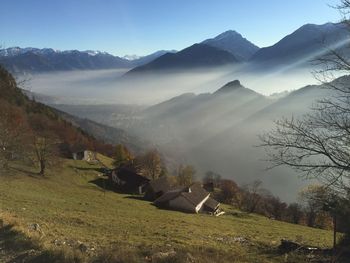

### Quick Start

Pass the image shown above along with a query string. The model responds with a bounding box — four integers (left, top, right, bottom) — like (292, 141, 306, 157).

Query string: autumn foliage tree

(135, 149, 162, 180)
(0, 100, 31, 170)
(0, 64, 117, 178)
(113, 144, 133, 168)
(177, 165, 196, 186)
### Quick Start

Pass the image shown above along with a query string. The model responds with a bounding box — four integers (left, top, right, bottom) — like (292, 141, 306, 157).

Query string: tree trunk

(39, 159, 45, 176)
(333, 215, 337, 250)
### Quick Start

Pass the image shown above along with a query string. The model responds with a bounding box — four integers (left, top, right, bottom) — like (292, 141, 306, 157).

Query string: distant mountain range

(1, 22, 349, 76)
(0, 47, 176, 74)
(124, 22, 350, 77)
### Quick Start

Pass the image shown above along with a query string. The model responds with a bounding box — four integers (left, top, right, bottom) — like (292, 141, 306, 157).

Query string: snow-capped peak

(123, 54, 142, 61)
(0, 47, 112, 57)
(84, 50, 109, 56)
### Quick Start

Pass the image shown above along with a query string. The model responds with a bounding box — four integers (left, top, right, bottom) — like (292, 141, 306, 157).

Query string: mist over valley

(10, 22, 349, 202)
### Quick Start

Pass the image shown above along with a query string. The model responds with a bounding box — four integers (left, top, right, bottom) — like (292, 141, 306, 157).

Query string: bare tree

(135, 149, 162, 180)
(260, 1, 350, 195)
(286, 203, 304, 224)
(218, 179, 239, 204)
(240, 180, 269, 213)
(31, 134, 59, 175)
(28, 114, 59, 176)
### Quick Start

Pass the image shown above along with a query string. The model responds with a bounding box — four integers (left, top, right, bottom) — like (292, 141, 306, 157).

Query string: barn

(144, 176, 173, 201)
(154, 184, 222, 215)
(110, 165, 150, 194)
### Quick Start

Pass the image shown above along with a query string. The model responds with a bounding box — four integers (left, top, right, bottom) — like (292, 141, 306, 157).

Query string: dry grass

(0, 158, 335, 262)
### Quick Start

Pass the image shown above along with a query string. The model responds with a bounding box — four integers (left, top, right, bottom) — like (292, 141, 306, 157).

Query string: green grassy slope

(0, 159, 334, 262)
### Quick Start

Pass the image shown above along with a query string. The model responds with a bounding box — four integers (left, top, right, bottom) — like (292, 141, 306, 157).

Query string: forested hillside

(0, 65, 115, 168)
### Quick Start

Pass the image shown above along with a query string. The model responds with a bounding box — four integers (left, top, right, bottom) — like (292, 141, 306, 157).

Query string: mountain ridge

(249, 22, 350, 69)
(0, 47, 177, 74)
(125, 43, 238, 76)
(202, 30, 259, 61)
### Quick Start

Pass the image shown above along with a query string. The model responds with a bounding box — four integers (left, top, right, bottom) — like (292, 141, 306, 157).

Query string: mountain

(143, 80, 262, 118)
(213, 79, 248, 94)
(125, 44, 238, 75)
(0, 47, 175, 75)
(131, 50, 177, 66)
(111, 78, 346, 201)
(133, 80, 270, 148)
(0, 48, 130, 74)
(202, 30, 259, 61)
(250, 22, 350, 69)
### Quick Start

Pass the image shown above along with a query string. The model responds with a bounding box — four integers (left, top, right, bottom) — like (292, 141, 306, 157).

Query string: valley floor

(0, 157, 335, 262)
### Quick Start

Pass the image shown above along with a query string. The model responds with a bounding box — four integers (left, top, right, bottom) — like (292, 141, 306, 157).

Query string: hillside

(0, 65, 145, 155)
(57, 109, 146, 153)
(0, 158, 335, 262)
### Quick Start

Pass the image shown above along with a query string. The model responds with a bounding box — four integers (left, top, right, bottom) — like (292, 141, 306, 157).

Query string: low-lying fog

(24, 66, 318, 105)
(23, 65, 333, 202)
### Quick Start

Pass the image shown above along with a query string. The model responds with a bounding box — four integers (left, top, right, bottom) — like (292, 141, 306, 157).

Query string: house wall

(169, 196, 196, 213)
(195, 194, 210, 213)
(111, 171, 124, 185)
(72, 152, 84, 160)
(84, 151, 97, 162)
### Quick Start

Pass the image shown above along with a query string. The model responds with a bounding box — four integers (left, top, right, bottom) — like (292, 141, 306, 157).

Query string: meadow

(0, 156, 334, 262)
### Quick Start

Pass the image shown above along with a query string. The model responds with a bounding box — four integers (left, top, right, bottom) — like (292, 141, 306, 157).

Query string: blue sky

(0, 0, 340, 56)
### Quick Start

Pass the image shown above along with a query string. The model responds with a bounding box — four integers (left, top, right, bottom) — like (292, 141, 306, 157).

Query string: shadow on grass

(89, 177, 115, 192)
(5, 165, 41, 178)
(259, 243, 338, 263)
(123, 195, 149, 202)
(226, 211, 256, 219)
(0, 220, 86, 263)
(89, 178, 140, 197)
(68, 165, 102, 173)
(0, 222, 39, 253)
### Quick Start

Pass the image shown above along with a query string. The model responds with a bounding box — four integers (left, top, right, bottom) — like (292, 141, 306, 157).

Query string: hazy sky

(0, 0, 340, 56)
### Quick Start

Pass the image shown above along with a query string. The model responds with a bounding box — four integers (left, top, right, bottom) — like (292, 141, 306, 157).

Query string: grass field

(0, 157, 335, 262)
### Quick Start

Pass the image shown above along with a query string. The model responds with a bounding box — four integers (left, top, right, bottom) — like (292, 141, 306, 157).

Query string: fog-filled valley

(29, 71, 343, 202)
(5, 21, 350, 202)
(24, 66, 319, 105)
